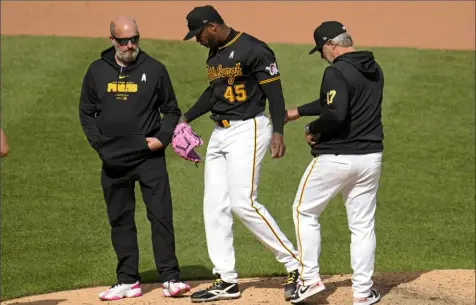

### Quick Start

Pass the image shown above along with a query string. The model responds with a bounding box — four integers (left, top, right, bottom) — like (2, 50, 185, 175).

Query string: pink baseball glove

(172, 122, 204, 163)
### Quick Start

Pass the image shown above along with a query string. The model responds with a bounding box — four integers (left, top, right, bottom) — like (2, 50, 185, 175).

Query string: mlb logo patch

(265, 63, 279, 76)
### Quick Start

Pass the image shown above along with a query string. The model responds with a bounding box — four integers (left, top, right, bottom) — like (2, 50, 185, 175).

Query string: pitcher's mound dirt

(2, 269, 474, 305)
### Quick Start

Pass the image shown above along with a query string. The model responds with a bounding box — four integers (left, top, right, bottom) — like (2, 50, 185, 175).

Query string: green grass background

(1, 35, 474, 300)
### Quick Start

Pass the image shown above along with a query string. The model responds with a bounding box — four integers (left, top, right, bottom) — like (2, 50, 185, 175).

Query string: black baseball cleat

(190, 278, 241, 303)
(353, 289, 381, 305)
(284, 269, 299, 300)
(290, 280, 326, 304)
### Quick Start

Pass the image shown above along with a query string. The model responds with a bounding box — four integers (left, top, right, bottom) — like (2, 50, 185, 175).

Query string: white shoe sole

(99, 288, 142, 301)
(353, 291, 381, 305)
(290, 282, 325, 304)
(353, 298, 381, 305)
(163, 285, 191, 297)
(191, 292, 241, 303)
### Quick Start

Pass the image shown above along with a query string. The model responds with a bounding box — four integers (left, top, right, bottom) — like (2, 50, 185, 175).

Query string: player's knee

(231, 208, 245, 221)
(230, 201, 247, 217)
(349, 221, 375, 238)
(230, 200, 255, 219)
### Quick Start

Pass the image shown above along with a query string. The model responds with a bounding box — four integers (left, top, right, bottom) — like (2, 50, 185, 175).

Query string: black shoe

(284, 269, 299, 301)
(353, 289, 381, 305)
(290, 281, 326, 304)
(190, 278, 241, 303)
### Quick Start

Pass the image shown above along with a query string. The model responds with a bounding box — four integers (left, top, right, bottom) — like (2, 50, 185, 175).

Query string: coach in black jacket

(79, 16, 190, 301)
(285, 22, 384, 305)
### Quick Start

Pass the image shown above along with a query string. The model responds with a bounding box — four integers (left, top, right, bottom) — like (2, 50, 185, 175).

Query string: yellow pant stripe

(250, 118, 300, 263)
(296, 157, 318, 285)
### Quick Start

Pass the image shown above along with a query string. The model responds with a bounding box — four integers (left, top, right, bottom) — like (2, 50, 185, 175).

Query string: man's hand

(305, 133, 319, 147)
(284, 109, 301, 124)
(270, 133, 286, 158)
(146, 137, 164, 151)
(0, 128, 9, 157)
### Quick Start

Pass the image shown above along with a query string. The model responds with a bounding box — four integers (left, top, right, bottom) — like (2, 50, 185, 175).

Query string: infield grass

(1, 35, 474, 300)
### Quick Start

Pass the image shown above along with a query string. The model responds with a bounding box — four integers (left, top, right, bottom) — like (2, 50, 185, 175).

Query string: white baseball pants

(203, 114, 300, 283)
(292, 152, 382, 298)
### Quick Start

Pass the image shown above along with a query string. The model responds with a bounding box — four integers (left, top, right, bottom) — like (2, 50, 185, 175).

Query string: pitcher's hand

(271, 133, 286, 158)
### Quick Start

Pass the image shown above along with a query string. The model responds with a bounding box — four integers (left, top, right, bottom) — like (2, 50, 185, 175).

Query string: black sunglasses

(113, 34, 140, 46)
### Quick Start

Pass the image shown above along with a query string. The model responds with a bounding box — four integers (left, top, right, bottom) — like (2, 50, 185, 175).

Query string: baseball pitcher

(180, 5, 301, 303)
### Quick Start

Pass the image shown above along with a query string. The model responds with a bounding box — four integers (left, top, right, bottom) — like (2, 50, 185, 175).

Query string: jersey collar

(219, 28, 241, 49)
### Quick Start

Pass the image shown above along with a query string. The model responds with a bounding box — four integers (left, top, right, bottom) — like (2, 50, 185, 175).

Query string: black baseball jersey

(205, 29, 282, 121)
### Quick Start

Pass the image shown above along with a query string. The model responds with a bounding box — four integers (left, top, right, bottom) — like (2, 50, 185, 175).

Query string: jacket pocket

(97, 134, 151, 169)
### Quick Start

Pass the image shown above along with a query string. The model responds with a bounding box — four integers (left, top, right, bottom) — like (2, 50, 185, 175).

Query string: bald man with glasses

(79, 16, 190, 301)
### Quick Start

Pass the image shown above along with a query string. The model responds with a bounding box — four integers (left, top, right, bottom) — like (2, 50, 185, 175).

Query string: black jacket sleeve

(308, 67, 349, 134)
(250, 44, 285, 135)
(157, 65, 181, 147)
(297, 99, 323, 116)
(183, 86, 213, 123)
(79, 66, 102, 150)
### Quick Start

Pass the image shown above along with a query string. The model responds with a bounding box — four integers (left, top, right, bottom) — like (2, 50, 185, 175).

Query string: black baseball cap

(183, 5, 223, 40)
(309, 21, 347, 54)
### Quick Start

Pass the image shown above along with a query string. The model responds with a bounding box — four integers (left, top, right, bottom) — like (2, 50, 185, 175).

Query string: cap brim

(309, 45, 320, 55)
(183, 28, 202, 41)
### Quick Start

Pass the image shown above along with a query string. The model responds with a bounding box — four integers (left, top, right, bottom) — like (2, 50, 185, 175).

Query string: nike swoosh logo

(299, 286, 310, 294)
(118, 75, 128, 79)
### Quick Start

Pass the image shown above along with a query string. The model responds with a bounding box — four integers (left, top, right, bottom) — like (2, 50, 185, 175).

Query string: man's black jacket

(79, 47, 181, 169)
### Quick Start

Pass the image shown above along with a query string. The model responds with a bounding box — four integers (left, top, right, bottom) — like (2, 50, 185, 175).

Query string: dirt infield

(1, 1, 475, 304)
(1, 1, 475, 50)
(2, 270, 475, 305)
